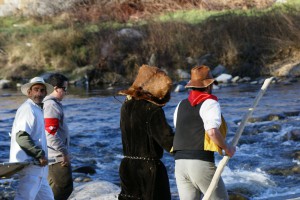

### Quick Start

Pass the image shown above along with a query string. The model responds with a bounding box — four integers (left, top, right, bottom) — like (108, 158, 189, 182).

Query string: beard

(32, 95, 45, 105)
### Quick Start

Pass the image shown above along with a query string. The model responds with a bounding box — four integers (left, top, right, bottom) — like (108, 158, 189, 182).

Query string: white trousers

(14, 174, 54, 200)
(175, 159, 228, 200)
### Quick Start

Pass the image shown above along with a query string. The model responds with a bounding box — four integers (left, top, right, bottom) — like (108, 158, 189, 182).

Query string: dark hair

(47, 73, 68, 87)
(191, 87, 207, 92)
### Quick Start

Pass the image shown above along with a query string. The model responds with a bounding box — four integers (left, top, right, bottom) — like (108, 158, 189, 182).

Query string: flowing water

(0, 80, 299, 199)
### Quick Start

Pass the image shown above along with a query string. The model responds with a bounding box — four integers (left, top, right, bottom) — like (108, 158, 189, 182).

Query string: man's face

(28, 84, 47, 105)
(54, 81, 68, 101)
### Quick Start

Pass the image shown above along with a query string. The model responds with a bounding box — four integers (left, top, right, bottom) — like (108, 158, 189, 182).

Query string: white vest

(9, 99, 48, 178)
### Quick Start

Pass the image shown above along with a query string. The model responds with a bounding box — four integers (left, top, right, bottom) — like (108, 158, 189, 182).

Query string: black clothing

(119, 98, 174, 200)
(173, 99, 214, 162)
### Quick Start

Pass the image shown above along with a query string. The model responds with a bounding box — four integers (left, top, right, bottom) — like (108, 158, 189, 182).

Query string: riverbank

(0, 0, 299, 86)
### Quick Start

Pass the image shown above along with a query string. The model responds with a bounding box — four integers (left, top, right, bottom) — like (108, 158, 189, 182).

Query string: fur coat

(118, 98, 174, 200)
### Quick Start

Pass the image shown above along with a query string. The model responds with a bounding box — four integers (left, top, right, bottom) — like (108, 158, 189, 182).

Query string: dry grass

(69, 0, 277, 23)
(0, 0, 299, 83)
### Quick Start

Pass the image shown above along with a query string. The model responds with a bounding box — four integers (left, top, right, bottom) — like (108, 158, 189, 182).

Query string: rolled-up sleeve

(173, 102, 181, 128)
(200, 99, 221, 130)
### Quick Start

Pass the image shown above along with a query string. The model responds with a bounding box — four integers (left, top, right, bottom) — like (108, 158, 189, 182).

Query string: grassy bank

(0, 0, 299, 85)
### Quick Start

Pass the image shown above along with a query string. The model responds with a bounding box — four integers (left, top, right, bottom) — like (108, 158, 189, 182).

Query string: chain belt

(119, 193, 141, 199)
(124, 155, 158, 161)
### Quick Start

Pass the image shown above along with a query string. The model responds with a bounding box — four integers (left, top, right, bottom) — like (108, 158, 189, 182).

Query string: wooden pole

(202, 77, 274, 200)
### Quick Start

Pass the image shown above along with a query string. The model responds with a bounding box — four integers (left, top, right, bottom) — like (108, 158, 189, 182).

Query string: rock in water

(69, 180, 120, 200)
(73, 166, 96, 175)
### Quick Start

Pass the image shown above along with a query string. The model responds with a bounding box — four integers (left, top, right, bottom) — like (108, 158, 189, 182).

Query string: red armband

(45, 118, 59, 135)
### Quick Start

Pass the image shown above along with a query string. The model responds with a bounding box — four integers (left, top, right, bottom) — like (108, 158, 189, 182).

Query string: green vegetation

(0, 0, 299, 85)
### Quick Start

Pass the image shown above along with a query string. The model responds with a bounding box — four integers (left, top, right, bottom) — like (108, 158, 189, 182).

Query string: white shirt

(9, 99, 48, 178)
(173, 99, 222, 131)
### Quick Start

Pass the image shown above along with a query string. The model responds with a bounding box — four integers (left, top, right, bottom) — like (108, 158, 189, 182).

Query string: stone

(148, 53, 156, 66)
(260, 124, 281, 133)
(174, 84, 186, 92)
(0, 80, 11, 89)
(215, 73, 232, 83)
(69, 180, 120, 200)
(73, 166, 96, 175)
(117, 28, 143, 39)
(274, 62, 300, 77)
(176, 69, 190, 79)
(285, 129, 300, 141)
(212, 64, 227, 77)
(231, 76, 240, 83)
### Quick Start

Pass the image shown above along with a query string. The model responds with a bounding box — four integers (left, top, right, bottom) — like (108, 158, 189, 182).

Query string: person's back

(173, 66, 236, 200)
(120, 99, 167, 158)
(118, 65, 174, 200)
(173, 99, 215, 162)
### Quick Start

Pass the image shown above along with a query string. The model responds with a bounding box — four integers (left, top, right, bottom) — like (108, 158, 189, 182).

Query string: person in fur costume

(118, 65, 174, 200)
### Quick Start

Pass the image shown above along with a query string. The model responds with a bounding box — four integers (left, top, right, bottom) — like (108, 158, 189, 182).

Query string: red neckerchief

(188, 90, 218, 106)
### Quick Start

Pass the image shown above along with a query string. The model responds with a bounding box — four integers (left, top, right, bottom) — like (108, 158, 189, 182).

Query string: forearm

(49, 138, 68, 155)
(46, 133, 68, 155)
(207, 128, 236, 157)
(16, 131, 45, 159)
(207, 128, 228, 150)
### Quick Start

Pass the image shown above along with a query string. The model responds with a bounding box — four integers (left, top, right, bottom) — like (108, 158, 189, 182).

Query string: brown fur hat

(185, 65, 217, 88)
(118, 65, 172, 106)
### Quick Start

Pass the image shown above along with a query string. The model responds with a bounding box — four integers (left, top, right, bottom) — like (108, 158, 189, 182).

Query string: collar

(27, 98, 44, 109)
(188, 90, 218, 106)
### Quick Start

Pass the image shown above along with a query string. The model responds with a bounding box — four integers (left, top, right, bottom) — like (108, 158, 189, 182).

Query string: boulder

(273, 62, 300, 77)
(228, 191, 250, 200)
(0, 79, 11, 89)
(73, 166, 96, 175)
(212, 64, 227, 77)
(148, 53, 156, 66)
(248, 113, 285, 123)
(176, 69, 190, 79)
(238, 77, 251, 83)
(215, 73, 232, 83)
(174, 84, 186, 92)
(117, 28, 143, 39)
(231, 76, 240, 83)
(69, 180, 120, 200)
(292, 150, 300, 160)
(284, 129, 300, 141)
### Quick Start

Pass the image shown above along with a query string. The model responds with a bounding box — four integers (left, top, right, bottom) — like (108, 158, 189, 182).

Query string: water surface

(0, 80, 299, 199)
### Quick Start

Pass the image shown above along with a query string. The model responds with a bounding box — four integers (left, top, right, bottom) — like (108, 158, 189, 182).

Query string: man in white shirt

(9, 77, 54, 200)
(173, 65, 236, 200)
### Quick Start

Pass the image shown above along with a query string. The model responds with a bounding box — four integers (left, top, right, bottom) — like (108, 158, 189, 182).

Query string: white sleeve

(199, 99, 221, 131)
(173, 101, 181, 128)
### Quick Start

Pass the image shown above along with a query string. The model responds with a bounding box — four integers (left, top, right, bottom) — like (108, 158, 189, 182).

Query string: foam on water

(223, 166, 275, 192)
(222, 165, 300, 199)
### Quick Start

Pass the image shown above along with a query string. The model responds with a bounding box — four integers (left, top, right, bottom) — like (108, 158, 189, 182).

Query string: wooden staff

(202, 77, 274, 200)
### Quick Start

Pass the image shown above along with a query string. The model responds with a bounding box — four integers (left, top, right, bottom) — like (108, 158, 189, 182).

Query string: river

(0, 79, 299, 199)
